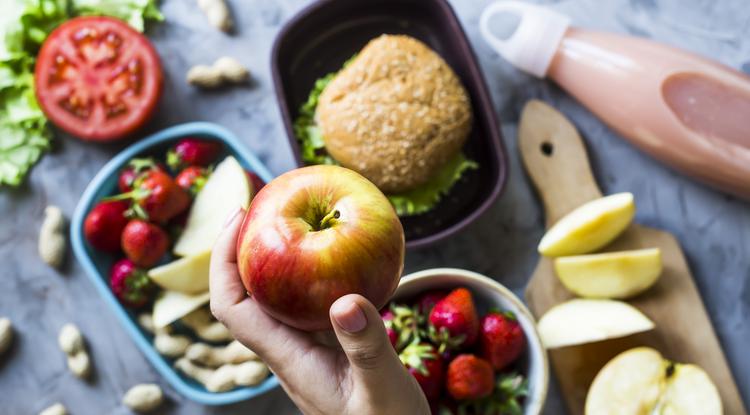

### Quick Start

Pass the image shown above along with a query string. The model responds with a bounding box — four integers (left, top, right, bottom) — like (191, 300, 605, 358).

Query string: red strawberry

(479, 311, 526, 371)
(121, 220, 169, 267)
(84, 201, 129, 252)
(118, 167, 139, 193)
(111, 170, 190, 223)
(167, 138, 222, 170)
(445, 354, 494, 400)
(175, 166, 209, 196)
(429, 288, 479, 350)
(417, 290, 448, 314)
(381, 309, 398, 348)
(117, 158, 165, 192)
(246, 170, 265, 192)
(400, 342, 444, 401)
(110, 259, 152, 308)
(135, 170, 190, 222)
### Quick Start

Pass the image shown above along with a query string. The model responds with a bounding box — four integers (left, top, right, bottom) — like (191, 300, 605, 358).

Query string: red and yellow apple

(236, 165, 405, 331)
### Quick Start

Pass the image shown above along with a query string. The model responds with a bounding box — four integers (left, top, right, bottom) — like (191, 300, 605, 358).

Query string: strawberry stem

(103, 187, 151, 203)
(128, 157, 156, 172)
(126, 203, 149, 221)
(399, 342, 437, 376)
(389, 303, 428, 349)
(166, 150, 183, 171)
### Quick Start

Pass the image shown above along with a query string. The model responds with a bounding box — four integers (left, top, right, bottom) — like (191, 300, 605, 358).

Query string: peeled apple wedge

(537, 299, 654, 349)
(657, 364, 723, 414)
(585, 347, 722, 415)
(554, 248, 662, 299)
(174, 156, 253, 256)
(148, 250, 211, 294)
(152, 290, 210, 329)
(586, 347, 664, 414)
(538, 193, 635, 257)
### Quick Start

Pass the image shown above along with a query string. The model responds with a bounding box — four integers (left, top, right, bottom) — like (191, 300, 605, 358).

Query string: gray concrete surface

(1, 0, 748, 413)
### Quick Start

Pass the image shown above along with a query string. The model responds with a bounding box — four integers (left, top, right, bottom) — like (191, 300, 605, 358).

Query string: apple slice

(538, 192, 635, 257)
(658, 363, 722, 414)
(585, 347, 664, 414)
(152, 290, 210, 329)
(537, 299, 654, 349)
(586, 347, 722, 415)
(148, 250, 211, 294)
(554, 248, 662, 299)
(174, 156, 253, 257)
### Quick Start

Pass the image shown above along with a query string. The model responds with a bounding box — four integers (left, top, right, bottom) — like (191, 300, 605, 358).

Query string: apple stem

(319, 209, 340, 230)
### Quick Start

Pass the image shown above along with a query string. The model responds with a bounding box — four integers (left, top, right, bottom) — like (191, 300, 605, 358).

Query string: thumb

(330, 294, 402, 378)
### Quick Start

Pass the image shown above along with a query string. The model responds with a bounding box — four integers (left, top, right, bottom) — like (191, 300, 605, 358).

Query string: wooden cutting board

(519, 100, 747, 415)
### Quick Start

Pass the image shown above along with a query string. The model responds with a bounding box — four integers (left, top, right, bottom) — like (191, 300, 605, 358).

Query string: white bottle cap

(480, 1, 570, 78)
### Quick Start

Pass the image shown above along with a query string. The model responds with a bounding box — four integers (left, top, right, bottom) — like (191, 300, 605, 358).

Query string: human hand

(210, 208, 430, 415)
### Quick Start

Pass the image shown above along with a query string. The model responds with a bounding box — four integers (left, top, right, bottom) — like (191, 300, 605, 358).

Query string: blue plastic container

(70, 122, 280, 405)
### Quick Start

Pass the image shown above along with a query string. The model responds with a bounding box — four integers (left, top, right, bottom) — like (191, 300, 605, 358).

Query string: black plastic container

(272, 0, 507, 249)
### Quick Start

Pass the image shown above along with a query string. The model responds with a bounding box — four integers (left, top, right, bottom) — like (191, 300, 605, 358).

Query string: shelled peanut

(58, 323, 91, 379)
(137, 309, 269, 392)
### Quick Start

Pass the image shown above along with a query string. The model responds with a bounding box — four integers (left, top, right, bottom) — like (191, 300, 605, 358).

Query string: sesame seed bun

(316, 34, 472, 193)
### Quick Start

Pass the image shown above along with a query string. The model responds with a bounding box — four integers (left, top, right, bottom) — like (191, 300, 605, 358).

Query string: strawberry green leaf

(428, 324, 466, 354)
(388, 303, 428, 350)
(398, 342, 437, 376)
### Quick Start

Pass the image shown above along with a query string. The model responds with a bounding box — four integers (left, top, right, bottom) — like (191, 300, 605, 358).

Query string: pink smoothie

(481, 2, 750, 198)
(549, 28, 750, 198)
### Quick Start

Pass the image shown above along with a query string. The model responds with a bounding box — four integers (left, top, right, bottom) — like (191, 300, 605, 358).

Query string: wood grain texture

(521, 100, 747, 415)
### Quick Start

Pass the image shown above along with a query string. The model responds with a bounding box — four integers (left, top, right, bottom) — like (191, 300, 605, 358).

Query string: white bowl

(394, 268, 549, 415)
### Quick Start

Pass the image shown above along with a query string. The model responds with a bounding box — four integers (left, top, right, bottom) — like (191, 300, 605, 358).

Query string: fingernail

(332, 300, 367, 333)
(223, 207, 242, 228)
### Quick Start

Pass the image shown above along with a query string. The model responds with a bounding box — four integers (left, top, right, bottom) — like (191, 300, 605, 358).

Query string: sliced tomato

(34, 16, 163, 141)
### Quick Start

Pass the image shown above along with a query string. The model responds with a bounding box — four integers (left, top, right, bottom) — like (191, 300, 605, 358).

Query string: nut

(38, 205, 66, 268)
(0, 318, 13, 355)
(122, 383, 164, 413)
(39, 403, 67, 415)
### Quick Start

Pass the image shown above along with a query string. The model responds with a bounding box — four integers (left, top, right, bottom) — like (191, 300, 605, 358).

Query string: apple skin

(236, 165, 405, 331)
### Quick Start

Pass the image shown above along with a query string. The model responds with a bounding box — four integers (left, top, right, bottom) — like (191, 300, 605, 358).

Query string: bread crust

(316, 35, 472, 193)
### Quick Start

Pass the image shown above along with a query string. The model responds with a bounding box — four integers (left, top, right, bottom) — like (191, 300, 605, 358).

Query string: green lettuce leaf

(387, 154, 478, 216)
(293, 60, 478, 216)
(0, 55, 51, 186)
(293, 72, 337, 165)
(74, 0, 164, 32)
(2, 0, 71, 59)
(0, 0, 163, 187)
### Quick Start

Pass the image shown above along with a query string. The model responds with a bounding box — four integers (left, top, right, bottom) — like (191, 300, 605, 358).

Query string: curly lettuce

(293, 63, 478, 217)
(387, 154, 478, 216)
(74, 0, 164, 32)
(0, 56, 50, 186)
(0, 0, 163, 187)
(293, 72, 337, 166)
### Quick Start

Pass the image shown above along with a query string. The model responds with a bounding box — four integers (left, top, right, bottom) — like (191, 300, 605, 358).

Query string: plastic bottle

(480, 1, 750, 199)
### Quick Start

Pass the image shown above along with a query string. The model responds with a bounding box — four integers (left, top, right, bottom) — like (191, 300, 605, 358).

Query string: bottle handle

(479, 1, 570, 78)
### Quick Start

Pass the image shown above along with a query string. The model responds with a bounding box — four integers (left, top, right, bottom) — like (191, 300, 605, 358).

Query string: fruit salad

(82, 137, 270, 392)
(383, 287, 529, 415)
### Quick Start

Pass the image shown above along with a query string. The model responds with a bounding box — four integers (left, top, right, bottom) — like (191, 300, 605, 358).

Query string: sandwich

(294, 34, 476, 216)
